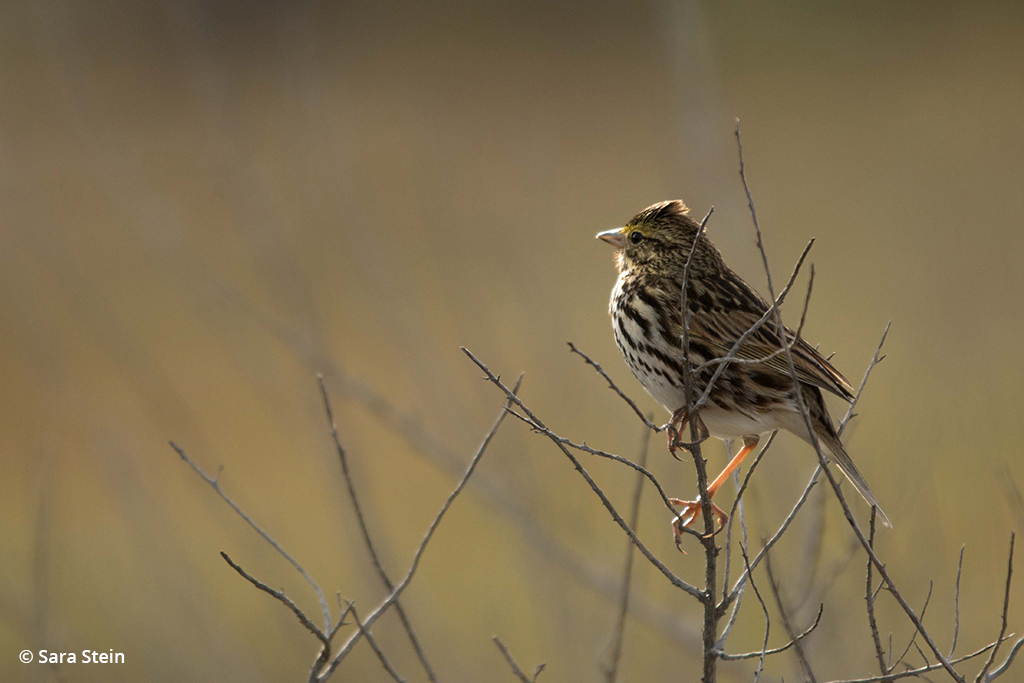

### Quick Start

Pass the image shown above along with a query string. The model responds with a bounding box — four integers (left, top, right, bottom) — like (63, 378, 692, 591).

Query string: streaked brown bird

(597, 200, 889, 541)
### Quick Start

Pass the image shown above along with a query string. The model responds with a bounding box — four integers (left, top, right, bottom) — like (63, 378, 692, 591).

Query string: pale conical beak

(596, 227, 625, 248)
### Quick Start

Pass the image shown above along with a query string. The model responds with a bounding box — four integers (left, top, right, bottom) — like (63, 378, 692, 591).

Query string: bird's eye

(629, 231, 643, 245)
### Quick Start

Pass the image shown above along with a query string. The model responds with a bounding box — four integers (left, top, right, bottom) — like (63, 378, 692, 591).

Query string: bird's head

(596, 200, 705, 274)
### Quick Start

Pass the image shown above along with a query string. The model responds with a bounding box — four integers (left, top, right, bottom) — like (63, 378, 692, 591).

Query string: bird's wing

(687, 269, 856, 402)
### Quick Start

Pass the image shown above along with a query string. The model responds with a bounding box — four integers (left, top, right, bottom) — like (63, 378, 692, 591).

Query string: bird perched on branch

(597, 200, 889, 543)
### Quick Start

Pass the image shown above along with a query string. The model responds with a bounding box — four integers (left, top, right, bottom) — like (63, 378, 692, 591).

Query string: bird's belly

(699, 407, 777, 441)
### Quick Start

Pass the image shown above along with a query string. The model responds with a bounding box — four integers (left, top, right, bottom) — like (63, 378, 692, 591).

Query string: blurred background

(3, 0, 1024, 681)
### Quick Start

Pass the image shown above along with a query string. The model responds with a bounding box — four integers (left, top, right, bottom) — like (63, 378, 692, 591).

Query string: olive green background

(3, 1, 1024, 681)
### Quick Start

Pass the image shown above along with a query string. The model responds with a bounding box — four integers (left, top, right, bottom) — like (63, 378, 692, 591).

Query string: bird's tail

(816, 427, 892, 528)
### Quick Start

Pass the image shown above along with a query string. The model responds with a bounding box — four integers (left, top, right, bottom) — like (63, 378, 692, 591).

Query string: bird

(596, 199, 889, 542)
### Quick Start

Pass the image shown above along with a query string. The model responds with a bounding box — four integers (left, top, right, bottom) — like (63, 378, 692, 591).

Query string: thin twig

(735, 120, 962, 681)
(951, 545, 965, 658)
(220, 552, 330, 650)
(602, 423, 651, 683)
(695, 262, 815, 374)
(716, 434, 779, 653)
(766, 549, 818, 683)
(462, 347, 703, 600)
(865, 509, 892, 681)
(568, 342, 661, 431)
(319, 371, 503, 683)
(723, 432, 778, 590)
(690, 239, 814, 414)
(720, 466, 821, 618)
(985, 636, 1024, 682)
(309, 355, 703, 651)
(975, 532, 1015, 683)
(170, 442, 332, 631)
(825, 638, 1010, 682)
(742, 543, 770, 683)
(719, 605, 823, 660)
(838, 323, 890, 436)
(351, 604, 407, 683)
(316, 372, 519, 681)
(891, 581, 933, 670)
(229, 275, 704, 650)
(493, 636, 545, 683)
(498, 407, 678, 516)
(679, 207, 720, 683)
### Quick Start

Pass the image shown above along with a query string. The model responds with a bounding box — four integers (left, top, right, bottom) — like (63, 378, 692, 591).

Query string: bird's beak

(596, 227, 625, 248)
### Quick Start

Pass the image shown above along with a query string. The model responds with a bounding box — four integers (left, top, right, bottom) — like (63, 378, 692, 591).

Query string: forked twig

(493, 636, 545, 683)
(315, 371, 520, 681)
(741, 544, 770, 683)
(351, 604, 407, 683)
(319, 371, 483, 683)
(719, 605, 823, 661)
(826, 637, 1012, 683)
(766, 549, 818, 682)
(497, 407, 678, 516)
(865, 509, 892, 681)
(170, 442, 332, 631)
(220, 552, 330, 650)
(463, 347, 703, 600)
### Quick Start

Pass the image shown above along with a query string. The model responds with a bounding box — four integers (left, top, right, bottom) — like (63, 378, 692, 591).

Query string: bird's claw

(670, 497, 729, 550)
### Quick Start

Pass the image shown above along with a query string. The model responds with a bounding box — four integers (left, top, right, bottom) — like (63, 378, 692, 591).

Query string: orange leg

(671, 436, 760, 546)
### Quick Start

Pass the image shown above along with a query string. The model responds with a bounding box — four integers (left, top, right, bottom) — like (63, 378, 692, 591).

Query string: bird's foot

(670, 497, 728, 549)
(665, 409, 710, 461)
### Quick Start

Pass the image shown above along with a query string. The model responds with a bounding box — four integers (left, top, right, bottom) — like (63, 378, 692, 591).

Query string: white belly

(699, 406, 779, 441)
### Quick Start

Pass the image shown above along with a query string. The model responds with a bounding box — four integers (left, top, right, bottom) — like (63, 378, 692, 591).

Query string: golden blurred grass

(2, 0, 1024, 681)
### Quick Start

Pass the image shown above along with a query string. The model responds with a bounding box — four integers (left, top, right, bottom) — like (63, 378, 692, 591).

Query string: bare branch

(766, 549, 818, 683)
(310, 357, 702, 651)
(319, 370, 505, 683)
(985, 636, 1024, 682)
(723, 432, 778, 589)
(975, 532, 1015, 683)
(497, 406, 678, 517)
(229, 276, 702, 650)
(493, 636, 545, 683)
(316, 370, 518, 681)
(891, 581, 933, 670)
(838, 323, 891, 436)
(351, 604, 407, 683)
(678, 207, 722, 683)
(170, 441, 332, 631)
(719, 604, 824, 661)
(220, 552, 330, 651)
(601, 423, 651, 683)
(826, 638, 1011, 683)
(742, 543, 770, 683)
(865, 509, 892, 681)
(717, 436, 778, 653)
(462, 347, 704, 600)
(735, 119, 963, 682)
(568, 342, 661, 432)
(951, 545, 965, 658)
(722, 313, 885, 643)
(720, 466, 821, 617)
